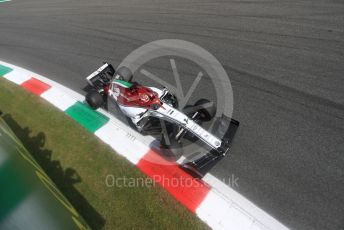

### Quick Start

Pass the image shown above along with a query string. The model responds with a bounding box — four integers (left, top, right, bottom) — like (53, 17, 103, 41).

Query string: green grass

(0, 78, 208, 230)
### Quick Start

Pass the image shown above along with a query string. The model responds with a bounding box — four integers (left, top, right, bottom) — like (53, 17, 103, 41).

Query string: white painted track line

(202, 174, 289, 230)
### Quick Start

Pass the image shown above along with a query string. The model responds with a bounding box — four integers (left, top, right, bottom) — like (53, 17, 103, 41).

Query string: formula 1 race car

(84, 63, 239, 177)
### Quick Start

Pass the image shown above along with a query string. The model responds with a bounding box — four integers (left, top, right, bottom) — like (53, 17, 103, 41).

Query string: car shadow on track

(1, 113, 105, 230)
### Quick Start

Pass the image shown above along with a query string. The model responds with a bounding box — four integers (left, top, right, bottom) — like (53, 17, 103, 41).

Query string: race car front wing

(182, 116, 239, 178)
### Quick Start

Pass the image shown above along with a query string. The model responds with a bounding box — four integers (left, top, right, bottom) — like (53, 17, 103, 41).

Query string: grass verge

(0, 77, 208, 230)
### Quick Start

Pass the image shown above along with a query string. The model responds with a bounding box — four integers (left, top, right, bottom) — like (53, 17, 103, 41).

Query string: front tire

(116, 66, 133, 82)
(86, 91, 104, 109)
(194, 99, 216, 121)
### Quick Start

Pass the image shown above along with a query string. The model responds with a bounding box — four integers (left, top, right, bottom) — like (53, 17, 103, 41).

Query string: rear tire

(194, 99, 216, 121)
(116, 66, 133, 82)
(86, 91, 104, 109)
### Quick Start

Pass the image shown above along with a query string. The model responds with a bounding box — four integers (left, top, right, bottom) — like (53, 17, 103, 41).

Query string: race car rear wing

(86, 63, 114, 90)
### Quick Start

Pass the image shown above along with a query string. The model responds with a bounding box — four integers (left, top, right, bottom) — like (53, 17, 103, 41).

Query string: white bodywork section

(149, 103, 222, 149)
(119, 105, 146, 120)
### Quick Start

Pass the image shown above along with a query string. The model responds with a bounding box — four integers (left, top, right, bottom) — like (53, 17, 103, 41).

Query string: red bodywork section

(107, 82, 162, 109)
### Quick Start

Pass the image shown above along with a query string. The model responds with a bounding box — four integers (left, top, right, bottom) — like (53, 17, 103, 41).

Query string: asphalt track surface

(0, 0, 343, 229)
